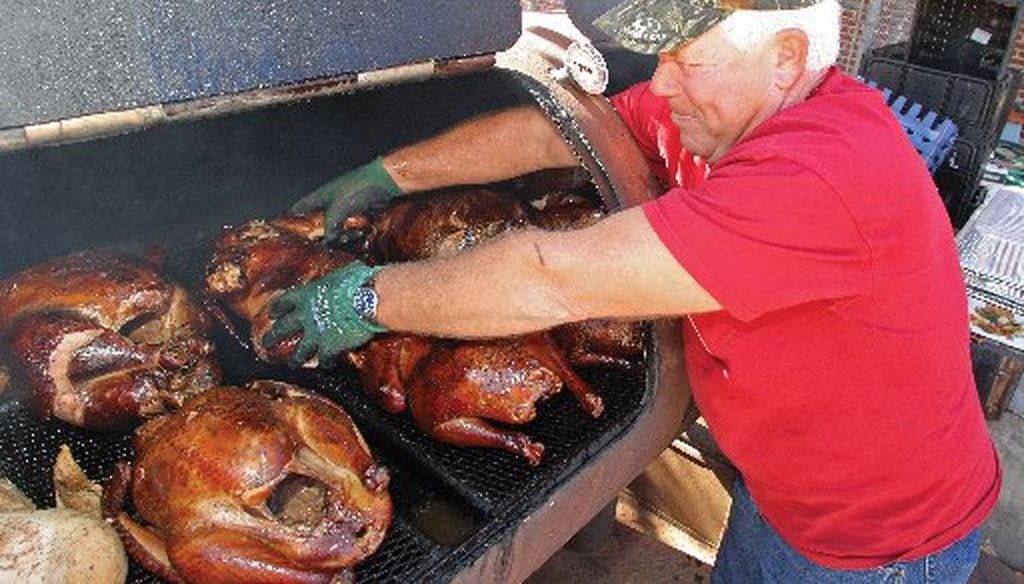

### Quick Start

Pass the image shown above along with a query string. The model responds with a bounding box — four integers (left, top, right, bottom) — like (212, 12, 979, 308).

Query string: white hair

(718, 0, 841, 72)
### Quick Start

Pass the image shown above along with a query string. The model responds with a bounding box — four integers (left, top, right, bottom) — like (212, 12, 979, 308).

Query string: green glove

(290, 157, 402, 245)
(263, 261, 388, 367)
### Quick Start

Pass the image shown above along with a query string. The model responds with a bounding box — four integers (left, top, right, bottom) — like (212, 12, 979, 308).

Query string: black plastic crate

(989, 69, 1021, 138)
(955, 184, 991, 229)
(862, 57, 1020, 228)
(945, 137, 988, 173)
(862, 57, 1018, 140)
(945, 76, 998, 127)
(903, 65, 963, 120)
(934, 160, 986, 229)
(907, 0, 1023, 80)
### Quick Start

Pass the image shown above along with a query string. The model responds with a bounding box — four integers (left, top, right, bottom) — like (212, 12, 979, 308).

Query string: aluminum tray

(958, 186, 1024, 306)
(958, 185, 1024, 350)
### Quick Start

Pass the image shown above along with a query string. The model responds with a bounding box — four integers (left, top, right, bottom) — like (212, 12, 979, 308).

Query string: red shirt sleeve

(643, 153, 872, 321)
(611, 82, 674, 186)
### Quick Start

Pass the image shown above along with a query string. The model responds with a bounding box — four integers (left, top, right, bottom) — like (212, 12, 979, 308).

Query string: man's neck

(780, 67, 831, 111)
(706, 68, 831, 164)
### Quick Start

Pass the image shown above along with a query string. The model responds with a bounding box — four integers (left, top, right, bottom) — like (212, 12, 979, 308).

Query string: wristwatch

(351, 278, 380, 325)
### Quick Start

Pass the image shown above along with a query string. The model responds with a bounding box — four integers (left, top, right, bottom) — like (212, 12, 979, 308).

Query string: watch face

(352, 285, 379, 323)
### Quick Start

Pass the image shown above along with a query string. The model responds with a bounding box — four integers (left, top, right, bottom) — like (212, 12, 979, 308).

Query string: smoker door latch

(551, 41, 609, 95)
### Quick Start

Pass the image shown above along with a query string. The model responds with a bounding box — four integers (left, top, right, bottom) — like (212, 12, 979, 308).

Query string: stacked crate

(861, 0, 1023, 228)
(873, 85, 959, 173)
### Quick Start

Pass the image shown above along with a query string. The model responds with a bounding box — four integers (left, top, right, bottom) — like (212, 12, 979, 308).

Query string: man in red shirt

(269, 0, 1000, 580)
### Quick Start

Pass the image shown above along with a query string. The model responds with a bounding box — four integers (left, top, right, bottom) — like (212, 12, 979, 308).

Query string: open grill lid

(0, 0, 521, 147)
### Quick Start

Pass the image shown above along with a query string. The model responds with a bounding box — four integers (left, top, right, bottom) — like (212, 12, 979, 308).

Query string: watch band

(351, 277, 380, 326)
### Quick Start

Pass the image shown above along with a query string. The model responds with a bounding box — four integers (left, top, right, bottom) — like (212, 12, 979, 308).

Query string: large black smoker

(0, 2, 691, 582)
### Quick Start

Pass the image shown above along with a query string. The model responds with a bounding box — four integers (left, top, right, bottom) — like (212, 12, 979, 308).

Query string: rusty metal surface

(497, 21, 665, 212)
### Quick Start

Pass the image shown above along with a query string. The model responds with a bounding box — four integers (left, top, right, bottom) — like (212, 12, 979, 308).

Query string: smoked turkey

(0, 251, 219, 430)
(350, 187, 604, 464)
(363, 185, 530, 262)
(108, 380, 392, 584)
(205, 214, 357, 366)
(350, 333, 602, 465)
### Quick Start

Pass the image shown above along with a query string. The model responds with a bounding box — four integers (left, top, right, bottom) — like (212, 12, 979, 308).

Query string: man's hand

(290, 157, 402, 245)
(263, 261, 387, 367)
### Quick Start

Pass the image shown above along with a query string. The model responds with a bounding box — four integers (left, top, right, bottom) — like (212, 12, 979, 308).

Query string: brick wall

(1014, 36, 1024, 72)
(838, 1, 868, 72)
(838, 0, 919, 74)
(873, 0, 917, 47)
(842, 0, 1024, 110)
(1013, 26, 1024, 111)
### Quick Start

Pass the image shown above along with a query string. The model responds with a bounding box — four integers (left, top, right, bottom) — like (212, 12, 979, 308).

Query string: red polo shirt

(612, 69, 1001, 569)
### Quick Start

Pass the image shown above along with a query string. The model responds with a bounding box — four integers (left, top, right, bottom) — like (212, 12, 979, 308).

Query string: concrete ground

(527, 508, 713, 584)
(527, 508, 1021, 584)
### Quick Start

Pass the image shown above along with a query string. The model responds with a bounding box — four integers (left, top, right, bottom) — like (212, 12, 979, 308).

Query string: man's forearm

(371, 208, 721, 339)
(382, 106, 578, 194)
(373, 229, 575, 338)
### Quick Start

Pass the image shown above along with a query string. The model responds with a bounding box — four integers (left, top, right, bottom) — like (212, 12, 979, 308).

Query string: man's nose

(650, 61, 683, 97)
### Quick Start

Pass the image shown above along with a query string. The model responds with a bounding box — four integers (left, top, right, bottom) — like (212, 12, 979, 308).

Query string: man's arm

(383, 106, 579, 194)
(292, 105, 580, 244)
(374, 206, 720, 337)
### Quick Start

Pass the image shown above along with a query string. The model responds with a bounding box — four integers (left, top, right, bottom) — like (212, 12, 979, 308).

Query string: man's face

(649, 25, 777, 163)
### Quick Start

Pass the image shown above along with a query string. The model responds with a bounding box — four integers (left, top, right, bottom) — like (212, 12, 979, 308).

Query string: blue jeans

(712, 478, 981, 583)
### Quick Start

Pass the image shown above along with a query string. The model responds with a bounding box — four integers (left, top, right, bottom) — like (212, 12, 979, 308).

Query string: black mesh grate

(0, 402, 134, 509)
(309, 365, 648, 513)
(0, 235, 651, 583)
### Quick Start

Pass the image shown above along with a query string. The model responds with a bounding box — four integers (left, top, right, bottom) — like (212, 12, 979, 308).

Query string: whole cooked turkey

(107, 380, 392, 584)
(350, 332, 602, 465)
(0, 251, 220, 430)
(363, 185, 530, 262)
(348, 186, 604, 465)
(205, 213, 358, 366)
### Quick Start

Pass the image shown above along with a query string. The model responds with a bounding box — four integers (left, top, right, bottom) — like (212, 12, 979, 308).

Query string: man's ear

(773, 29, 809, 90)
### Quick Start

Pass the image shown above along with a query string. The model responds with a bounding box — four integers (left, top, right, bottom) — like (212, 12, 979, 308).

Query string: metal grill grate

(0, 235, 651, 583)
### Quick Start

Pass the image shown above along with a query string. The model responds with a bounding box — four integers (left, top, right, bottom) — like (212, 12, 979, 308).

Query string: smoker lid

(0, 0, 522, 130)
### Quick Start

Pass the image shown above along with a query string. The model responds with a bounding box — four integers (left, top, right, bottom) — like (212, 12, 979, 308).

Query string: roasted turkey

(363, 186, 530, 261)
(349, 187, 603, 464)
(351, 333, 602, 465)
(0, 251, 219, 430)
(107, 380, 392, 584)
(530, 191, 645, 369)
(347, 334, 434, 415)
(205, 214, 357, 365)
